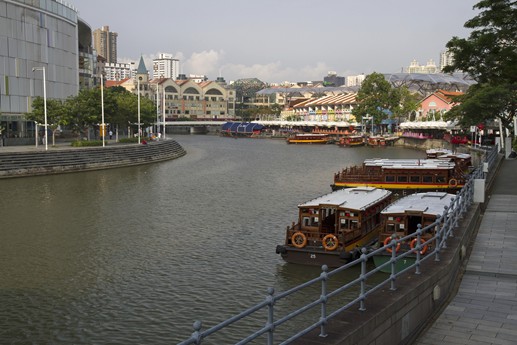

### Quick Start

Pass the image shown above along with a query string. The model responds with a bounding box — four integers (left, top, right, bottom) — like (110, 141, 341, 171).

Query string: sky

(71, 0, 479, 84)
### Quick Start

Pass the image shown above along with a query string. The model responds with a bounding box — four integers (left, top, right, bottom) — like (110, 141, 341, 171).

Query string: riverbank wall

(0, 140, 186, 179)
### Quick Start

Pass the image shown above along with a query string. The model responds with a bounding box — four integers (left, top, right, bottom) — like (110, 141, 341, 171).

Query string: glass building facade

(0, 0, 81, 140)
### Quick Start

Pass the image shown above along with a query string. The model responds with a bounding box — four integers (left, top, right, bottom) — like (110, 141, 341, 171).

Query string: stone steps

(0, 140, 186, 178)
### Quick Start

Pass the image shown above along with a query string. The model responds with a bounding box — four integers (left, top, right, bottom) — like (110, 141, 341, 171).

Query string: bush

(71, 140, 104, 147)
(118, 137, 140, 143)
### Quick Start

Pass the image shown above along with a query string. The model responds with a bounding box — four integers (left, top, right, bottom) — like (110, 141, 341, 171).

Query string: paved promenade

(415, 157, 517, 345)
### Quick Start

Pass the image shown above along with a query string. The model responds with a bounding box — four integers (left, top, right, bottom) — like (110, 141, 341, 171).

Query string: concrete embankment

(0, 140, 186, 178)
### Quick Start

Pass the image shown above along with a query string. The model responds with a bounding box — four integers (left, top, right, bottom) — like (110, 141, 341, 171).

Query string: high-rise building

(440, 50, 455, 71)
(152, 54, 180, 79)
(93, 26, 118, 63)
(104, 62, 135, 81)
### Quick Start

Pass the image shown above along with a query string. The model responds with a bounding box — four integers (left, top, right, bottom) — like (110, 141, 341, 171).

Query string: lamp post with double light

(101, 73, 105, 147)
(137, 76, 142, 144)
(32, 67, 48, 150)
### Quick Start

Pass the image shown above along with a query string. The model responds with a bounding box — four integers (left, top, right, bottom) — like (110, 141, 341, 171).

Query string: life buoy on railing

(410, 238, 428, 255)
(322, 234, 339, 251)
(291, 232, 307, 248)
(448, 178, 458, 187)
(383, 236, 400, 253)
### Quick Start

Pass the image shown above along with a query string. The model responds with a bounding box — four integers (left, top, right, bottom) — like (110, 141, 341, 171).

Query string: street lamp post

(32, 67, 48, 151)
(162, 85, 166, 140)
(137, 76, 141, 144)
(101, 73, 105, 147)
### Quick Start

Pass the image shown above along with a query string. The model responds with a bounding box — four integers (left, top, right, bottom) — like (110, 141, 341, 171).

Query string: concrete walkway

(415, 157, 517, 345)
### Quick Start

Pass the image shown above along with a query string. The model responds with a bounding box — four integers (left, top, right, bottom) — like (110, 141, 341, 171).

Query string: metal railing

(178, 145, 499, 345)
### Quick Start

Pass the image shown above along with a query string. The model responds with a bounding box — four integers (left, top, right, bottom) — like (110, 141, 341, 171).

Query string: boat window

(303, 217, 310, 226)
(311, 217, 319, 226)
(436, 176, 446, 183)
(410, 176, 420, 183)
(423, 175, 433, 183)
(397, 176, 408, 182)
(385, 175, 395, 182)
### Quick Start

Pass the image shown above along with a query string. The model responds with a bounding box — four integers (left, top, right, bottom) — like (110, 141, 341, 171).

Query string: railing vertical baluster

(359, 249, 367, 311)
(390, 239, 397, 291)
(415, 224, 422, 275)
(319, 265, 329, 338)
(435, 215, 442, 262)
(266, 287, 275, 345)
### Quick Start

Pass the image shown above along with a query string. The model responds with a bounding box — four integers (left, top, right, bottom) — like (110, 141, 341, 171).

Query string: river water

(0, 135, 424, 344)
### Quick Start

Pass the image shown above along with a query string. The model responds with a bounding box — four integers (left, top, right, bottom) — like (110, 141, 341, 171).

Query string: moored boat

(373, 192, 456, 273)
(367, 135, 386, 147)
(286, 133, 332, 144)
(332, 156, 472, 193)
(276, 187, 392, 267)
(338, 135, 365, 147)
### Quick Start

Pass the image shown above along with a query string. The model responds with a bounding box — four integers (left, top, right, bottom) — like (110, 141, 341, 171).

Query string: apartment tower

(93, 25, 118, 63)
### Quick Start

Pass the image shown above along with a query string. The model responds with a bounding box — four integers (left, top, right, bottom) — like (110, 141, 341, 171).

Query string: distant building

(104, 62, 135, 81)
(440, 50, 455, 72)
(93, 25, 118, 63)
(188, 74, 208, 83)
(346, 74, 366, 87)
(114, 57, 236, 120)
(152, 54, 180, 79)
(418, 89, 463, 120)
(323, 71, 345, 86)
(406, 59, 438, 74)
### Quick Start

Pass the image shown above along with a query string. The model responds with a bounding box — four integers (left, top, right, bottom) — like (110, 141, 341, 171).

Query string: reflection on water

(0, 136, 423, 344)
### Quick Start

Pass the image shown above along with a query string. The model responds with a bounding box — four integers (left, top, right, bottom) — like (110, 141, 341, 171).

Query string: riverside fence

(178, 145, 500, 345)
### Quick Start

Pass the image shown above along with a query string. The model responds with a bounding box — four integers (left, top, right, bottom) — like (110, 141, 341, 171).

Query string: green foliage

(354, 72, 400, 124)
(392, 86, 421, 121)
(71, 140, 104, 147)
(444, 0, 517, 133)
(118, 137, 139, 143)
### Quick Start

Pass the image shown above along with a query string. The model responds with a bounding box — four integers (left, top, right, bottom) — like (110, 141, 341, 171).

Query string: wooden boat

(286, 133, 331, 144)
(367, 136, 386, 147)
(426, 148, 453, 158)
(276, 187, 392, 267)
(373, 192, 456, 273)
(338, 135, 365, 147)
(332, 155, 472, 193)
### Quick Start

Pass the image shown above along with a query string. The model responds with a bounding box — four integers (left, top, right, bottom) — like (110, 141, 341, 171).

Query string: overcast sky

(71, 0, 478, 84)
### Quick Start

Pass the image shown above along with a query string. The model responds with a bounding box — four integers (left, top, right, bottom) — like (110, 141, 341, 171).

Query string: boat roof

(363, 158, 455, 170)
(381, 192, 455, 216)
(293, 133, 328, 137)
(298, 187, 392, 211)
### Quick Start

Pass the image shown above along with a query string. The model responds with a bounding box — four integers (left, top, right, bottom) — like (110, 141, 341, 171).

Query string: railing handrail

(178, 145, 499, 345)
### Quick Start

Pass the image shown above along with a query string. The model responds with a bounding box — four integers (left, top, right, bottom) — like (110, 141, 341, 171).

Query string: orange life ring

(322, 234, 339, 251)
(448, 178, 458, 187)
(291, 232, 307, 248)
(410, 238, 428, 255)
(383, 236, 400, 253)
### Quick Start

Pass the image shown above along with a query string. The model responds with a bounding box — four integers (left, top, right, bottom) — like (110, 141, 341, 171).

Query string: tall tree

(354, 72, 400, 127)
(444, 0, 517, 132)
(25, 97, 71, 145)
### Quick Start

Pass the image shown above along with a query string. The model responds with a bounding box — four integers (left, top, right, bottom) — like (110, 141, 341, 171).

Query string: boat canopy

(221, 122, 264, 133)
(381, 192, 456, 216)
(298, 187, 391, 211)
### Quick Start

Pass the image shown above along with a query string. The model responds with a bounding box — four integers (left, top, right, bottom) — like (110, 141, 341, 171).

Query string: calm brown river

(0, 135, 424, 344)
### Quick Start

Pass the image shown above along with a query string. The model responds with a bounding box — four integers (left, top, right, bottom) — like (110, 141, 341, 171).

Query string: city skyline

(73, 0, 478, 83)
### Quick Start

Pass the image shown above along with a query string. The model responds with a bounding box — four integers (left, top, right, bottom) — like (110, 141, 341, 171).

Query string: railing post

(434, 215, 442, 262)
(319, 265, 329, 338)
(415, 224, 422, 275)
(266, 287, 275, 345)
(359, 248, 367, 311)
(390, 238, 397, 291)
(189, 320, 202, 345)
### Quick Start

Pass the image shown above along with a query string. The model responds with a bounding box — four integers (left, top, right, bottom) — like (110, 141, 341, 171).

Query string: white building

(407, 59, 438, 74)
(440, 50, 455, 71)
(104, 62, 135, 81)
(152, 53, 180, 79)
(346, 74, 365, 87)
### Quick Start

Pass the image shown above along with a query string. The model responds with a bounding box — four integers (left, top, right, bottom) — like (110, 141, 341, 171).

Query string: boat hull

(332, 181, 463, 192)
(276, 246, 359, 267)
